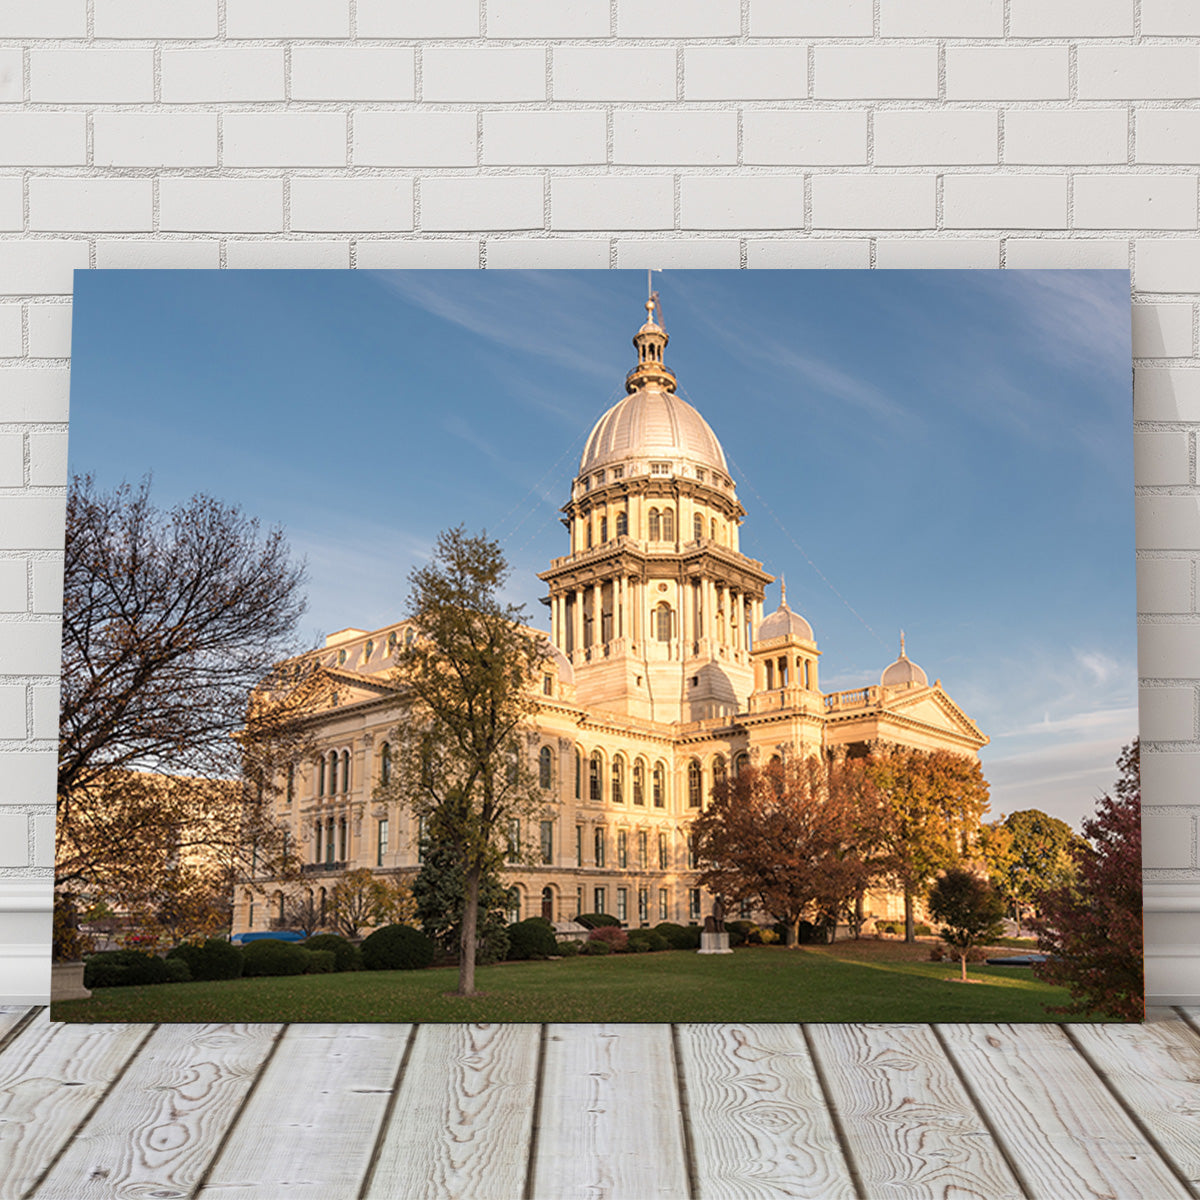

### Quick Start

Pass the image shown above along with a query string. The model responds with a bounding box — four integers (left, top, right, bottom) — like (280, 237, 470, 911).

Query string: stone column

(574, 587, 584, 655)
(593, 581, 603, 647)
(617, 574, 626, 639)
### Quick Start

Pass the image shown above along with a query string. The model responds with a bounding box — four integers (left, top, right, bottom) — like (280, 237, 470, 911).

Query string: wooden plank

(939, 1023, 1192, 1200)
(0, 1010, 151, 1200)
(676, 1024, 855, 1200)
(0, 1006, 35, 1048)
(365, 1023, 539, 1200)
(808, 1023, 1024, 1200)
(196, 1023, 413, 1199)
(529, 1023, 689, 1200)
(30, 1022, 281, 1200)
(1066, 1022, 1200, 1195)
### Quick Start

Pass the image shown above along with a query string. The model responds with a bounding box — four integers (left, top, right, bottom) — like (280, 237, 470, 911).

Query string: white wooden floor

(0, 1008, 1198, 1199)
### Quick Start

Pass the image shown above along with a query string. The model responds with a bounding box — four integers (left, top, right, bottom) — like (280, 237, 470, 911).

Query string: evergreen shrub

(164, 957, 192, 983)
(167, 938, 244, 981)
(654, 922, 700, 950)
(506, 918, 559, 960)
(725, 920, 752, 947)
(84, 949, 173, 989)
(302, 934, 363, 972)
(302, 949, 336, 973)
(241, 938, 310, 977)
(555, 939, 580, 956)
(360, 924, 436, 971)
(575, 912, 620, 929)
(580, 939, 610, 955)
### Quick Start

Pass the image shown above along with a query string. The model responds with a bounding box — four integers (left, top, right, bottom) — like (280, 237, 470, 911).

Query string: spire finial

(781, 577, 787, 606)
(900, 630, 906, 658)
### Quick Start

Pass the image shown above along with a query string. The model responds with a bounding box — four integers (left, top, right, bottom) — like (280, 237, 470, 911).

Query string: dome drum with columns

(231, 294, 988, 938)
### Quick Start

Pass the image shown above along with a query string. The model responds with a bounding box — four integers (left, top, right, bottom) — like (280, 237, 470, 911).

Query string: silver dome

(579, 388, 728, 477)
(756, 602, 814, 644)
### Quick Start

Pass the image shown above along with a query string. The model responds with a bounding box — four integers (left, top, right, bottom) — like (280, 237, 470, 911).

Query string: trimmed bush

(302, 934, 363, 973)
(654, 922, 701, 950)
(241, 938, 310, 978)
(164, 957, 192, 983)
(913, 922, 933, 937)
(576, 912, 620, 929)
(587, 925, 628, 951)
(506, 918, 559, 961)
(580, 939, 611, 955)
(725, 920, 752, 948)
(555, 939, 580, 957)
(627, 929, 670, 953)
(360, 924, 435, 972)
(167, 939, 244, 982)
(303, 949, 336, 974)
(84, 949, 172, 989)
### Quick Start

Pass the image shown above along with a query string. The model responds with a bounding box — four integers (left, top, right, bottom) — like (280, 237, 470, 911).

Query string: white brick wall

(0, 2, 1197, 1006)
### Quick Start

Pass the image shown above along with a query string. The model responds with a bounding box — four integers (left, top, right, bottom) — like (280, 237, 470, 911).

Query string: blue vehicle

(231, 930, 307, 945)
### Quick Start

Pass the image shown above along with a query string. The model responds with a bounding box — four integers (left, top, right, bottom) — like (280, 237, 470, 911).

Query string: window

(341, 749, 350, 792)
(338, 648, 347, 665)
(600, 515, 608, 542)
(326, 818, 335, 866)
(713, 755, 726, 790)
(506, 818, 520, 863)
(661, 509, 675, 540)
(689, 889, 701, 921)
(575, 825, 583, 867)
(594, 471, 605, 486)
(688, 759, 702, 808)
(539, 745, 553, 789)
(405, 627, 415, 647)
(651, 462, 670, 475)
(734, 752, 749, 777)
(653, 763, 665, 807)
(286, 764, 294, 804)
(377, 817, 388, 867)
(417, 816, 427, 864)
(613, 465, 624, 479)
(658, 831, 668, 869)
(507, 888, 521, 924)
(338, 817, 347, 860)
(694, 513, 703, 541)
(632, 760, 645, 805)
(594, 827, 605, 868)
(740, 898, 754, 919)
(540, 820, 554, 865)
(246, 892, 254, 929)
(543, 675, 553, 696)
(314, 820, 322, 862)
(655, 603, 672, 642)
(327, 752, 337, 795)
(576, 886, 584, 917)
(575, 748, 582, 799)
(638, 887, 649, 923)
(380, 743, 391, 787)
(711, 517, 717, 540)
(617, 829, 627, 868)
(616, 511, 628, 536)
(659, 888, 669, 921)
(589, 751, 602, 802)
(594, 887, 606, 914)
(687, 833, 697, 869)
(363, 639, 373, 662)
(696, 469, 705, 483)
(638, 829, 648, 870)
(617, 888, 628, 923)
(387, 631, 397, 654)
(611, 757, 624, 804)
(648, 508, 661, 540)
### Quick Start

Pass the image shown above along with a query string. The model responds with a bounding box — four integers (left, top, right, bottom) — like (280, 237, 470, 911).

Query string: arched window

(612, 756, 624, 804)
(594, 827, 606, 867)
(766, 660, 775, 689)
(713, 755, 727, 789)
(363, 639, 374, 662)
(804, 659, 811, 689)
(616, 511, 628, 536)
(338, 817, 347, 859)
(589, 751, 602, 802)
(632, 759, 645, 805)
(652, 763, 665, 808)
(600, 515, 608, 542)
(380, 742, 391, 786)
(658, 831, 668, 869)
(405, 627, 415, 647)
(655, 603, 673, 642)
(734, 751, 749, 777)
(341, 749, 350, 792)
(314, 820, 322, 862)
(539, 745, 553, 790)
(688, 759, 702, 807)
(711, 517, 717, 540)
(387, 631, 397, 655)
(317, 756, 326, 797)
(693, 513, 703, 541)
(661, 509, 675, 540)
(648, 508, 661, 540)
(328, 751, 338, 795)
(325, 817, 335, 865)
(506, 887, 521, 924)
(778, 657, 789, 687)
(575, 747, 582, 799)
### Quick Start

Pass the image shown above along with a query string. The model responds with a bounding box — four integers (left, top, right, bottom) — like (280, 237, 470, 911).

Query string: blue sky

(69, 268, 1135, 831)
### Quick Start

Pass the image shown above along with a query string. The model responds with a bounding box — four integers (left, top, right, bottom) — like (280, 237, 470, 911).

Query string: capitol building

(233, 297, 988, 936)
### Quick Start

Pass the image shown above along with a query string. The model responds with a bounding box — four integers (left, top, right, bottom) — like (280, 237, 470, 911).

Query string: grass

(51, 940, 1116, 1024)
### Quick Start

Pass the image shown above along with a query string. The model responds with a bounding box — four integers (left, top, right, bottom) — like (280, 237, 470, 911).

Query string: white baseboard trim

(1149, 995, 1200, 1007)
(0, 944, 49, 1006)
(0, 879, 53, 914)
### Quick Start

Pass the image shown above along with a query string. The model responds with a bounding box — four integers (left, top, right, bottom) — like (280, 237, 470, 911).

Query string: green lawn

(52, 942, 1114, 1024)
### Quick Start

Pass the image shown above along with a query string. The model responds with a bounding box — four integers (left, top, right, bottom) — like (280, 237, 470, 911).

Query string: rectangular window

(617, 829, 627, 869)
(651, 462, 670, 475)
(377, 817, 388, 867)
(638, 887, 649, 923)
(575, 825, 583, 867)
(417, 815, 427, 864)
(687, 833, 697, 870)
(576, 886, 584, 917)
(506, 818, 520, 864)
(638, 830, 648, 871)
(594, 827, 605, 868)
(594, 887, 606, 915)
(689, 889, 701, 921)
(617, 888, 628, 923)
(543, 675, 553, 695)
(658, 831, 668, 870)
(540, 820, 553, 865)
(659, 888, 669, 921)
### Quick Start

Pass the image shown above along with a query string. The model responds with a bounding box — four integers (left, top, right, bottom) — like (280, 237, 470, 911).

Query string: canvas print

(52, 269, 1140, 1023)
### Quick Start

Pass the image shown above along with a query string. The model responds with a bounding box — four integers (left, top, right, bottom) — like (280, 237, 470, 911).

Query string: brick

(160, 178, 283, 233)
(1137, 241, 1200, 294)
(225, 0, 349, 38)
(814, 47, 937, 100)
(223, 114, 347, 168)
(747, 239, 871, 268)
(1140, 686, 1195, 741)
(31, 684, 57, 739)
(291, 48, 415, 102)
(421, 176, 542, 232)
(1075, 176, 1196, 232)
(0, 434, 21, 486)
(32, 811, 55, 866)
(1009, 0, 1133, 36)
(486, 239, 608, 269)
(943, 175, 1068, 229)
(0, 618, 62, 670)
(1134, 368, 1200, 421)
(0, 0, 86, 37)
(1142, 627, 1200, 680)
(742, 110, 866, 165)
(554, 47, 677, 102)
(0, 751, 55, 806)
(945, 48, 1069, 101)
(1005, 239, 1128, 269)
(686, 47, 809, 101)
(614, 240, 741, 269)
(1141, 0, 1200, 35)
(31, 50, 153, 103)
(1144, 812, 1195, 867)
(485, 111, 607, 166)
(0, 306, 19, 356)
(681, 176, 804, 230)
(28, 432, 66, 488)
(0, 50, 20, 104)
(0, 815, 27, 867)
(423, 48, 545, 103)
(811, 175, 936, 229)
(31, 558, 61, 614)
(618, 0, 737, 37)
(93, 113, 217, 168)
(357, 0, 478, 36)
(1078, 48, 1200, 101)
(1138, 497, 1200, 549)
(290, 178, 413, 232)
(0, 370, 69, 421)
(225, 241, 350, 269)
(1138, 558, 1192, 614)
(1005, 109, 1127, 166)
(0, 242, 88, 295)
(875, 239, 1000, 268)
(0, 114, 85, 166)
(493, 0, 608, 37)
(94, 0, 218, 37)
(0, 177, 20, 231)
(0, 686, 23, 737)
(30, 178, 151, 233)
(613, 110, 737, 166)
(750, 0, 871, 36)
(26, 304, 71, 358)
(354, 113, 476, 167)
(1133, 303, 1194, 359)
(95, 240, 220, 269)
(874, 110, 997, 166)
(1137, 111, 1200, 166)
(161, 49, 285, 103)
(551, 176, 673, 231)
(357, 241, 480, 269)
(0, 561, 25, 612)
(1136, 431, 1190, 486)
(880, 0, 1002, 36)
(0, 499, 64, 552)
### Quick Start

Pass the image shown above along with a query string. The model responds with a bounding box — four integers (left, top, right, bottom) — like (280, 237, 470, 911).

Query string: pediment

(882, 685, 987, 745)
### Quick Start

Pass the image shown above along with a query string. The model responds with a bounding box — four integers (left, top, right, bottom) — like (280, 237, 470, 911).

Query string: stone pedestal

(697, 931, 733, 955)
(51, 961, 92, 1002)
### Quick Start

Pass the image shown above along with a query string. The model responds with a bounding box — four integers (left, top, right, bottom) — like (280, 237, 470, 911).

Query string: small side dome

(545, 641, 574, 684)
(755, 583, 814, 644)
(881, 633, 928, 688)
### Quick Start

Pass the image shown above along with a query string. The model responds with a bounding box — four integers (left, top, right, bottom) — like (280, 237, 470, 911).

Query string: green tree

(412, 834, 511, 966)
(377, 526, 548, 996)
(988, 809, 1083, 933)
(928, 867, 1007, 983)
